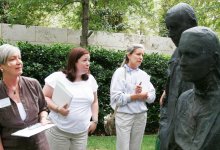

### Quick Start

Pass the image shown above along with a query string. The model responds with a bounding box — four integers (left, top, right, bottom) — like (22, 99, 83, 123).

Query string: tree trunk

(80, 0, 89, 47)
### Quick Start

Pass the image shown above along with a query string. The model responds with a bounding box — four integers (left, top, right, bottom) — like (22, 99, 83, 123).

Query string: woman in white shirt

(43, 47, 99, 150)
(110, 44, 156, 150)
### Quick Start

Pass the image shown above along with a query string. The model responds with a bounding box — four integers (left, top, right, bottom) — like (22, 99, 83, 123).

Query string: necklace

(3, 80, 19, 95)
(11, 83, 19, 95)
(13, 87, 17, 95)
(7, 85, 18, 95)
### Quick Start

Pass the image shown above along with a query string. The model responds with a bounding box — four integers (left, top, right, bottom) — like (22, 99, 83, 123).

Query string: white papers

(0, 97, 11, 108)
(52, 81, 73, 107)
(11, 123, 55, 137)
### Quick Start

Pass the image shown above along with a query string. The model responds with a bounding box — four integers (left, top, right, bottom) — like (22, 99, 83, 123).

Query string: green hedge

(8, 42, 170, 134)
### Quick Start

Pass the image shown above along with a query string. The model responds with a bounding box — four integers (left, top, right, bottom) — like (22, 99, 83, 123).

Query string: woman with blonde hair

(110, 44, 155, 150)
(0, 44, 49, 150)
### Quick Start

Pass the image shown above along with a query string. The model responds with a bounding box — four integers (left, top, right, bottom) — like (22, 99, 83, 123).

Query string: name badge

(0, 97, 11, 108)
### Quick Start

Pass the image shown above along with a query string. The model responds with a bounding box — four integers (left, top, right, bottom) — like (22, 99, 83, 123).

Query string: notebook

(52, 81, 73, 107)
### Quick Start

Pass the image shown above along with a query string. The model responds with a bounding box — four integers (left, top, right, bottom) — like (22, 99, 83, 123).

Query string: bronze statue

(173, 26, 220, 150)
(159, 3, 197, 150)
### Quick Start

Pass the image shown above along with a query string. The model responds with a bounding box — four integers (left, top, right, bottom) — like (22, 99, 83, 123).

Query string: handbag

(104, 105, 118, 135)
(104, 67, 126, 135)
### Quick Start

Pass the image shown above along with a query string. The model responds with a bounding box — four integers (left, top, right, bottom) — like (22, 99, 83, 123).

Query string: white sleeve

(143, 74, 156, 104)
(44, 72, 62, 88)
(89, 74, 98, 92)
(110, 68, 131, 107)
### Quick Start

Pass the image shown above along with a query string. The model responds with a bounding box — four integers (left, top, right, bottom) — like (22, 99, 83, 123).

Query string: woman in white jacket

(110, 44, 156, 150)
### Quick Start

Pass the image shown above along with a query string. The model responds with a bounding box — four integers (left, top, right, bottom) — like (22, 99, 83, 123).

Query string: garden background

(0, 41, 169, 135)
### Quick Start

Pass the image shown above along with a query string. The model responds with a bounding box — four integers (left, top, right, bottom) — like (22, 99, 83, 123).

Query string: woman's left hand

(40, 116, 51, 125)
(88, 121, 97, 134)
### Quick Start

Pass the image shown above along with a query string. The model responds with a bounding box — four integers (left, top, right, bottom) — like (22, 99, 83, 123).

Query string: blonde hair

(0, 44, 20, 64)
(121, 44, 145, 67)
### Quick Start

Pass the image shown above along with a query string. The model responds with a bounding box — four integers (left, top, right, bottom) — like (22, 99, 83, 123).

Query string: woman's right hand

(131, 92, 148, 101)
(57, 104, 70, 116)
(139, 92, 148, 100)
(159, 91, 166, 106)
(0, 137, 4, 150)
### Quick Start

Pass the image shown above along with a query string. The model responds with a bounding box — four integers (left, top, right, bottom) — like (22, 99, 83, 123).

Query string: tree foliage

(158, 0, 220, 37)
(0, 0, 157, 33)
(88, 0, 157, 34)
(0, 0, 219, 37)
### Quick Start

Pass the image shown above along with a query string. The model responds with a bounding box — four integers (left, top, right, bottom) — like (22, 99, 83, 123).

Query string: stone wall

(0, 23, 175, 55)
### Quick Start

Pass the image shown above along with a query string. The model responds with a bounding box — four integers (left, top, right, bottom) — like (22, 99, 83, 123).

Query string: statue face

(179, 34, 215, 82)
(165, 13, 192, 47)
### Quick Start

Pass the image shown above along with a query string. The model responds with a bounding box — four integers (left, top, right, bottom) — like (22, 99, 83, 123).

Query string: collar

(124, 64, 139, 72)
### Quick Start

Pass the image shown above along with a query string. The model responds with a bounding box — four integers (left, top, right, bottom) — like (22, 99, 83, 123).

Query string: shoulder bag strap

(113, 66, 126, 115)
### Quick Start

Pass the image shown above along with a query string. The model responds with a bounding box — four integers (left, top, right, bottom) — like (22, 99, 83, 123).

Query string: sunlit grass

(87, 134, 157, 150)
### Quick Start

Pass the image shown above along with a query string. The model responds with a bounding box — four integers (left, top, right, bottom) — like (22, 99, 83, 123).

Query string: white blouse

(45, 71, 98, 134)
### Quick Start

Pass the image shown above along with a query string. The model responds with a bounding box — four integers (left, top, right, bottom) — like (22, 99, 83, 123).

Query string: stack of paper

(11, 123, 55, 137)
(52, 81, 73, 107)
